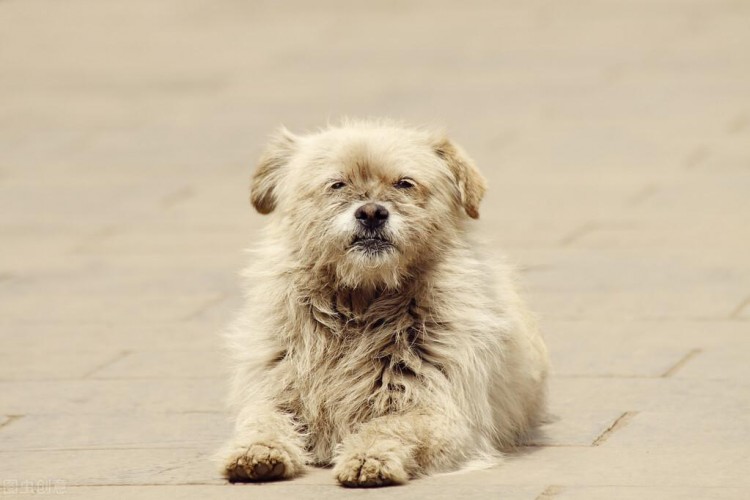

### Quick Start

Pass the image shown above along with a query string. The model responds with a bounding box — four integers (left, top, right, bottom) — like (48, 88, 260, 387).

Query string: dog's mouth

(351, 234, 394, 255)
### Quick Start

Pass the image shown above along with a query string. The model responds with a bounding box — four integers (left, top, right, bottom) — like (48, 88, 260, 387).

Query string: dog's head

(250, 121, 487, 289)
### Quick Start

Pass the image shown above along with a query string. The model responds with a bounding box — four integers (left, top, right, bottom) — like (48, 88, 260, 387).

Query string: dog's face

(250, 123, 487, 289)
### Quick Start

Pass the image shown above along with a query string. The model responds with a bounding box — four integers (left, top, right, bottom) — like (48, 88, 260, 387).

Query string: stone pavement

(1, 0, 749, 498)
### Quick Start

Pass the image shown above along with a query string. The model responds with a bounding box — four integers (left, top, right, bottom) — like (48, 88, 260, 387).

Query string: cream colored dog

(219, 120, 548, 487)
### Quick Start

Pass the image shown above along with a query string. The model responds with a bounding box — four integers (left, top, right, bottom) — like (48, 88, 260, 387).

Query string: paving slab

(0, 379, 224, 414)
(0, 448, 219, 486)
(532, 408, 625, 447)
(0, 347, 122, 381)
(0, 289, 225, 324)
(52, 484, 546, 500)
(441, 447, 750, 488)
(0, 322, 223, 353)
(550, 377, 750, 414)
(91, 349, 225, 379)
(0, 413, 229, 452)
(543, 320, 749, 378)
(601, 409, 750, 448)
(553, 486, 747, 500)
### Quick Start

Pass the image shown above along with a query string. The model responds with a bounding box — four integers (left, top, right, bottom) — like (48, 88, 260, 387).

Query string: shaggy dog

(218, 121, 548, 487)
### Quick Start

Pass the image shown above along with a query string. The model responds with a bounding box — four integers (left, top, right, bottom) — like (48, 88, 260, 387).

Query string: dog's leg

(220, 405, 307, 482)
(333, 412, 473, 487)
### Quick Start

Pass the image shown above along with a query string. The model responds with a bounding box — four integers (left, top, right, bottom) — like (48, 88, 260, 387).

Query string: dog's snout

(354, 203, 389, 229)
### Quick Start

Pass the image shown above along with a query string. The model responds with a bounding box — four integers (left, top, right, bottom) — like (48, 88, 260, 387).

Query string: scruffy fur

(218, 120, 549, 487)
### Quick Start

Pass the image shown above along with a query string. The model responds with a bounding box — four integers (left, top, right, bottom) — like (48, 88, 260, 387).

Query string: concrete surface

(1, 0, 749, 498)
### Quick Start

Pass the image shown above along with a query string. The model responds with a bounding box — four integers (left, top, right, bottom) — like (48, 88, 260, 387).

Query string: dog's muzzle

(349, 202, 394, 255)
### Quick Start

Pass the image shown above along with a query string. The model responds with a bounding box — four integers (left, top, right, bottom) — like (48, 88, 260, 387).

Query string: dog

(218, 120, 549, 487)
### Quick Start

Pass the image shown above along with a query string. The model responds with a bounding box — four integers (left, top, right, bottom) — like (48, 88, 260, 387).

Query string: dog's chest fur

(271, 285, 447, 463)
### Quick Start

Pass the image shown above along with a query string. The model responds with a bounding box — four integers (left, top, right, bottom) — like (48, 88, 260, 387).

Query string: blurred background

(1, 1, 748, 498)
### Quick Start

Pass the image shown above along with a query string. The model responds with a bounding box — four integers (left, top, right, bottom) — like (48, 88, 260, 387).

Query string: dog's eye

(394, 178, 415, 189)
(330, 181, 346, 190)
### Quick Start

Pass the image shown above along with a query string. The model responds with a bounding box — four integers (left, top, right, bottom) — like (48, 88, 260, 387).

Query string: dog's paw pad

(224, 443, 291, 482)
(335, 455, 407, 488)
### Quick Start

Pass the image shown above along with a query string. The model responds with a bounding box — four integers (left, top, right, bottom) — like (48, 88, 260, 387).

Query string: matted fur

(218, 120, 549, 487)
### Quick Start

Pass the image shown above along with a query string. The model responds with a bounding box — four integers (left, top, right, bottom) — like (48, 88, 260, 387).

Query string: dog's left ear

(433, 137, 488, 219)
(250, 127, 297, 214)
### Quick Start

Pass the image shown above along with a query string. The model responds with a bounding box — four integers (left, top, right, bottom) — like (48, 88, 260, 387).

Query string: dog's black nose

(355, 203, 389, 229)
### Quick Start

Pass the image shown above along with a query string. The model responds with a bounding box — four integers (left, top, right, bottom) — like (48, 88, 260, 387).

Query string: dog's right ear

(250, 127, 297, 214)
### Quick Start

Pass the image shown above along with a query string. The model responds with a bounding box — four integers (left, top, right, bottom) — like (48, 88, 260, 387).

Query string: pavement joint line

(82, 349, 132, 379)
(59, 484, 750, 489)
(592, 411, 638, 446)
(161, 185, 195, 208)
(0, 320, 218, 327)
(182, 292, 231, 321)
(153, 464, 189, 476)
(0, 414, 23, 431)
(661, 348, 703, 378)
(518, 263, 553, 274)
(553, 374, 665, 379)
(60, 483, 229, 487)
(522, 444, 600, 448)
(487, 129, 519, 150)
(626, 184, 659, 206)
(558, 222, 596, 246)
(684, 146, 711, 169)
(70, 224, 121, 253)
(0, 411, 226, 416)
(0, 375, 224, 382)
(0, 446, 220, 453)
(0, 272, 16, 283)
(535, 485, 564, 500)
(532, 315, 742, 322)
(726, 112, 748, 134)
(729, 295, 750, 319)
(0, 321, 182, 327)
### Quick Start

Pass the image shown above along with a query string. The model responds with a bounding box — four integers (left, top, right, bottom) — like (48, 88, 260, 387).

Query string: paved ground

(1, 0, 749, 498)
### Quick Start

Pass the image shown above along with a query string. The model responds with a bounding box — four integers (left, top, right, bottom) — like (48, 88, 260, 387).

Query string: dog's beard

(328, 230, 402, 289)
(350, 231, 395, 257)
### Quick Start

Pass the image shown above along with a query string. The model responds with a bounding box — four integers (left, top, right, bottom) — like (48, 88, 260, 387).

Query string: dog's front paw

(223, 442, 302, 483)
(334, 452, 408, 488)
